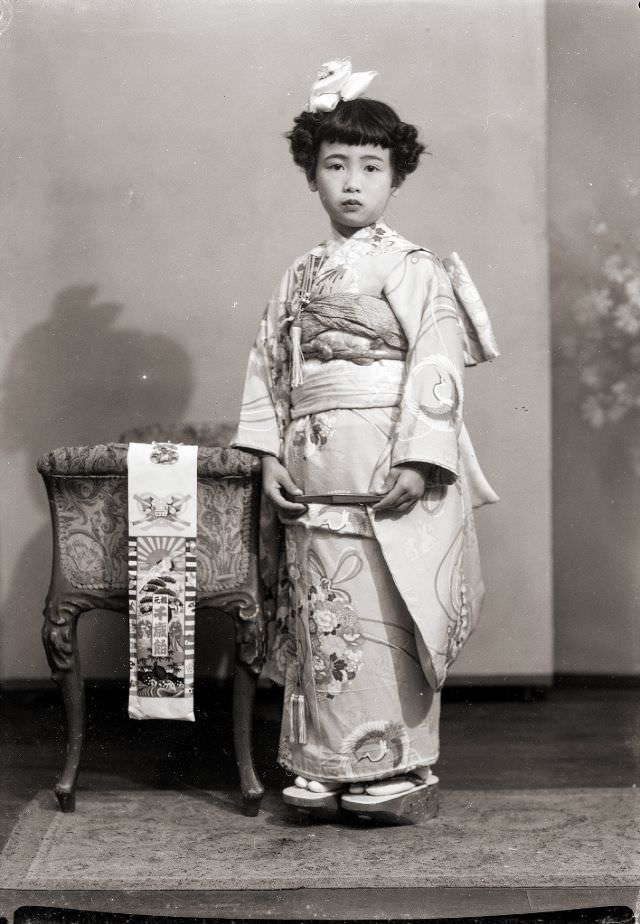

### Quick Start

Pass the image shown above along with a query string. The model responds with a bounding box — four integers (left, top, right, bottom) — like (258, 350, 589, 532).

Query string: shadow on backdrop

(1, 285, 193, 678)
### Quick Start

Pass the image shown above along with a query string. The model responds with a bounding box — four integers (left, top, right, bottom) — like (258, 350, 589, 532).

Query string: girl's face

(309, 141, 396, 237)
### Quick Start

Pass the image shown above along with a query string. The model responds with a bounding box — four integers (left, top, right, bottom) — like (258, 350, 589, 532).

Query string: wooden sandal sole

(340, 780, 439, 825)
(282, 785, 342, 821)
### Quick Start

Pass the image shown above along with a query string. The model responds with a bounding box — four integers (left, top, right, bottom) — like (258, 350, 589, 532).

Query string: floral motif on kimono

(306, 547, 365, 697)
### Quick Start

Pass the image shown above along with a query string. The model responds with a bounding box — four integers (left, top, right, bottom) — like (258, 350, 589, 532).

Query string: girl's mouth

(341, 199, 362, 210)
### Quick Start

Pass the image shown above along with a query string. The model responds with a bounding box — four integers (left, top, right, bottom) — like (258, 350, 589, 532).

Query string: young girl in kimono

(233, 61, 499, 824)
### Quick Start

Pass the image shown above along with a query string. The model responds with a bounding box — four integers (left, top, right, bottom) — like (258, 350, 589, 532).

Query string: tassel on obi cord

(289, 692, 307, 744)
(289, 253, 325, 386)
(290, 322, 306, 388)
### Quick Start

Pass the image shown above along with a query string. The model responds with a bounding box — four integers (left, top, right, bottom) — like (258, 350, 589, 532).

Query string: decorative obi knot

(290, 293, 407, 385)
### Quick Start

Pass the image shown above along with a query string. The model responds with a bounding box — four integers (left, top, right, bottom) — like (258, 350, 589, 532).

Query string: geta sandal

(282, 782, 343, 821)
(340, 773, 439, 825)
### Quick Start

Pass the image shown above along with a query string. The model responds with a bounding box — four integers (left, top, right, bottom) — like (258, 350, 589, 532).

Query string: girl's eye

(327, 163, 343, 170)
(365, 165, 380, 172)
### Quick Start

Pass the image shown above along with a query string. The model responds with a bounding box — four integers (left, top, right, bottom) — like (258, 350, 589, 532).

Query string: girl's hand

(373, 463, 454, 514)
(373, 465, 426, 514)
(261, 455, 307, 517)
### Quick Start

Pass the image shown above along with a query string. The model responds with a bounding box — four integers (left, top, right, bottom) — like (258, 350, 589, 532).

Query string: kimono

(232, 220, 499, 784)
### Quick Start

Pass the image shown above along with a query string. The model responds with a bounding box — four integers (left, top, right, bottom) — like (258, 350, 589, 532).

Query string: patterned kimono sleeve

(384, 250, 466, 479)
(232, 269, 294, 461)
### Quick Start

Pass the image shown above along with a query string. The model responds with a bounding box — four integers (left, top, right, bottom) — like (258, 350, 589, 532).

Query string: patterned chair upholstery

(38, 437, 265, 815)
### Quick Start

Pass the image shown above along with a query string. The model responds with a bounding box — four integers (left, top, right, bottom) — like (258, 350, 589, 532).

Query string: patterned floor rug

(0, 788, 638, 890)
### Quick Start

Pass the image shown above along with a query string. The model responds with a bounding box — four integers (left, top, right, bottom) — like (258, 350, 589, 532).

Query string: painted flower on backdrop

(556, 234, 640, 474)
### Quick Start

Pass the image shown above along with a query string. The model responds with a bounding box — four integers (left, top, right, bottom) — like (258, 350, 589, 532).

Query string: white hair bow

(307, 59, 378, 113)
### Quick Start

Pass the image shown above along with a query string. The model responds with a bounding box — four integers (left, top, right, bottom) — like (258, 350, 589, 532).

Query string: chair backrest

(118, 422, 236, 447)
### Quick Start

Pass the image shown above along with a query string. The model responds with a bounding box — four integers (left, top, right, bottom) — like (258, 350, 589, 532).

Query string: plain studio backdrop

(0, 0, 637, 685)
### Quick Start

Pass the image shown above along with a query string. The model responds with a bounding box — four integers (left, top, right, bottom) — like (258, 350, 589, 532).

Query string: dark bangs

(316, 99, 398, 150)
(287, 97, 426, 182)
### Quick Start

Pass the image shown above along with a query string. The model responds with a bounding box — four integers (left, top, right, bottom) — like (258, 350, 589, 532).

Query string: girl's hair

(286, 98, 426, 184)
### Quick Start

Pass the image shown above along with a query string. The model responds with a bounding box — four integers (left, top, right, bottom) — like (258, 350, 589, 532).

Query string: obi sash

(290, 293, 406, 386)
(290, 359, 405, 419)
(295, 292, 407, 357)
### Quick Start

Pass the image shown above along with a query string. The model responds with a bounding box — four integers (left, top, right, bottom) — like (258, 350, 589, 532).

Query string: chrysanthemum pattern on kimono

(306, 547, 365, 697)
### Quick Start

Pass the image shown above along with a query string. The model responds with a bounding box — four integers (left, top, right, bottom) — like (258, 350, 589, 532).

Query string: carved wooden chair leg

(42, 594, 88, 813)
(232, 661, 264, 816)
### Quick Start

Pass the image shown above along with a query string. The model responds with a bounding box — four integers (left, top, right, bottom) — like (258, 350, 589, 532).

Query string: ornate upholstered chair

(38, 432, 265, 815)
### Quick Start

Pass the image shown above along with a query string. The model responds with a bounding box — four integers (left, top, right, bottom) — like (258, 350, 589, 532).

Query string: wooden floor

(1, 681, 638, 921)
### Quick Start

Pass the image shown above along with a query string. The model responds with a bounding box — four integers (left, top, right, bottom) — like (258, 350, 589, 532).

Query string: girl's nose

(343, 172, 362, 192)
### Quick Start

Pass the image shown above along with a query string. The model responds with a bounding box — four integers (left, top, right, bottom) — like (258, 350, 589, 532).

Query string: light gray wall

(549, 0, 640, 675)
(0, 0, 552, 681)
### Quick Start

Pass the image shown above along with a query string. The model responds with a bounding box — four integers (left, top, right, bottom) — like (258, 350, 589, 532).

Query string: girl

(233, 60, 499, 824)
